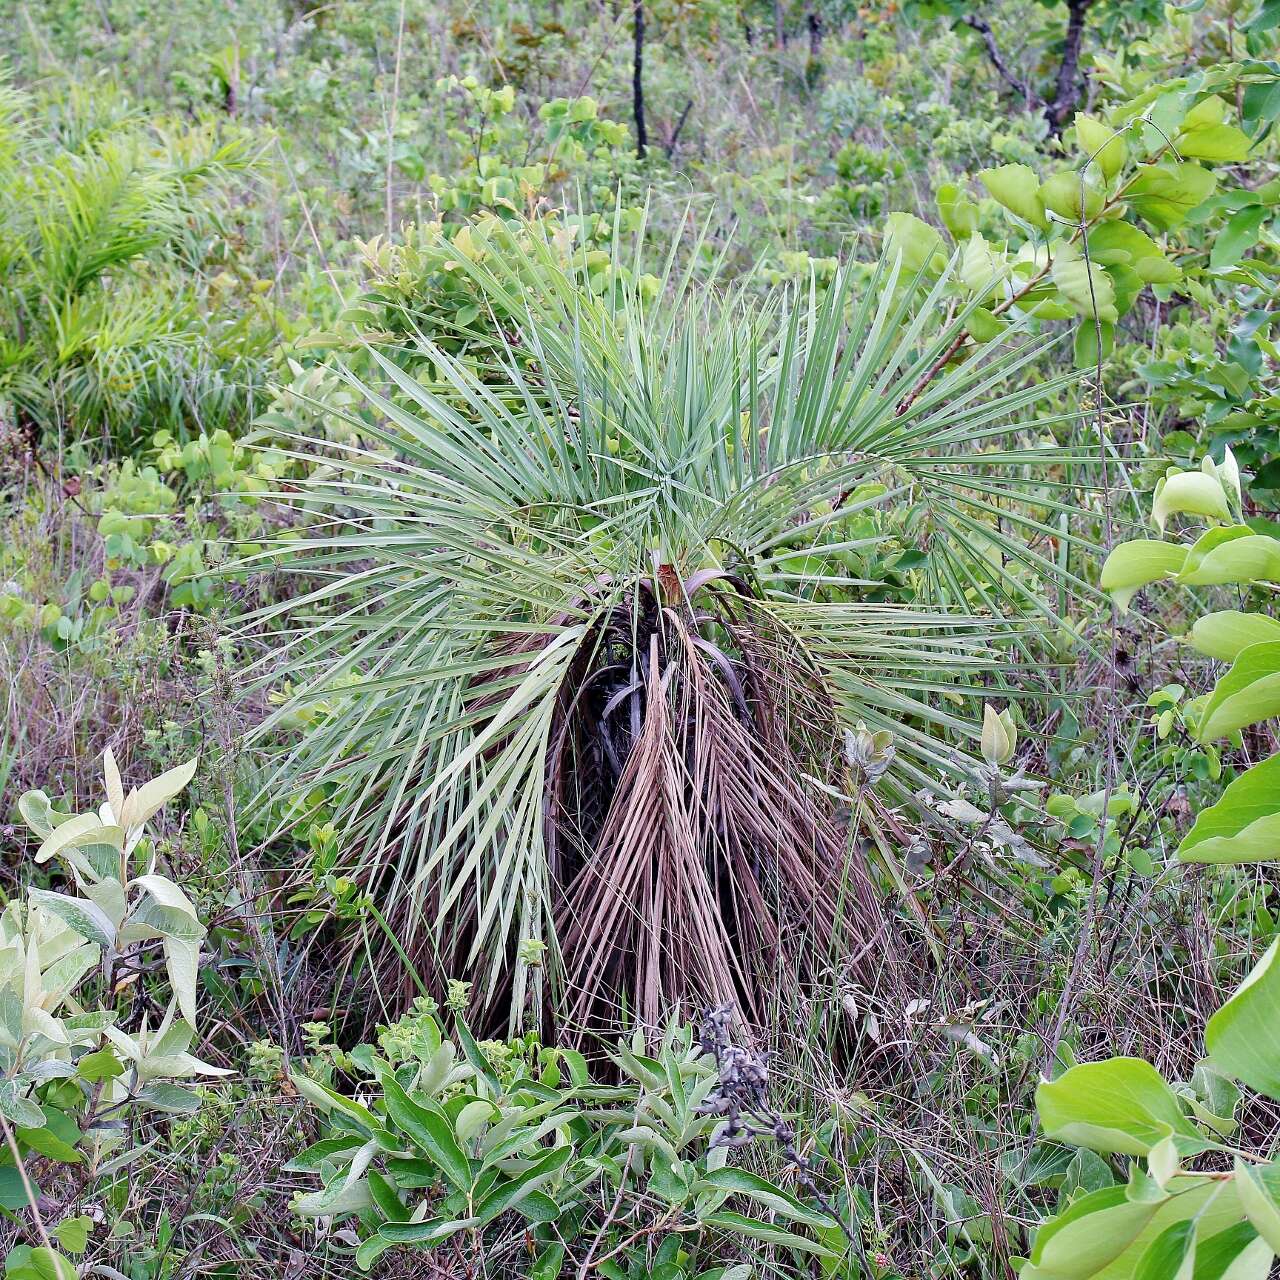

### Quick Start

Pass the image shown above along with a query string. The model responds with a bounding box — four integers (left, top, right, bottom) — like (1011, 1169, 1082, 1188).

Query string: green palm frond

(250, 218, 1088, 1035)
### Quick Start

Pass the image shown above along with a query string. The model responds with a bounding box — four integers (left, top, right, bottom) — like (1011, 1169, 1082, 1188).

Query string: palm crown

(251, 217, 1088, 1035)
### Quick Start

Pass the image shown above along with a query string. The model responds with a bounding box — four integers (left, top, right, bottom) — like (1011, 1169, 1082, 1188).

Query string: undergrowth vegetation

(1, 0, 1279, 1275)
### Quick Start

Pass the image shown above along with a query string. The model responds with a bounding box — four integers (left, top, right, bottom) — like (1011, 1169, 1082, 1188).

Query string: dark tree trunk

(961, 14, 1036, 106)
(665, 99, 693, 158)
(633, 0, 648, 157)
(807, 6, 822, 59)
(1045, 0, 1092, 134)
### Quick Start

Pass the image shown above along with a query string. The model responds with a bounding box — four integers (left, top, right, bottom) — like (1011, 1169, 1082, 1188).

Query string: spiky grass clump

(249, 218, 1088, 1035)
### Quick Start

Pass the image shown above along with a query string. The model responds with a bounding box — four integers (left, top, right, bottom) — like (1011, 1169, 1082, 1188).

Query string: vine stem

(1042, 137, 1125, 1072)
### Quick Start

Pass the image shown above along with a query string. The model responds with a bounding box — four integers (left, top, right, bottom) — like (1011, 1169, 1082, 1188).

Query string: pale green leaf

(1196, 642, 1280, 742)
(1234, 1159, 1280, 1253)
(1036, 1058, 1199, 1155)
(1187, 613, 1280, 662)
(978, 163, 1048, 228)
(1178, 753, 1280, 865)
(1206, 939, 1280, 1101)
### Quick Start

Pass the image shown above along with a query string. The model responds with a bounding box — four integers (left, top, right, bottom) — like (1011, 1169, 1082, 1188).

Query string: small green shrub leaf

(1206, 939, 1280, 1101)
(1051, 242, 1118, 322)
(1196, 643, 1280, 741)
(1134, 1220, 1195, 1280)
(1036, 1058, 1198, 1154)
(1187, 612, 1280, 662)
(697, 1166, 836, 1228)
(1153, 472, 1231, 532)
(1178, 753, 1280, 865)
(382, 1076, 472, 1191)
(0, 1167, 43, 1211)
(978, 163, 1048, 227)
(1234, 1159, 1280, 1252)
(703, 1210, 833, 1256)
(1099, 539, 1188, 606)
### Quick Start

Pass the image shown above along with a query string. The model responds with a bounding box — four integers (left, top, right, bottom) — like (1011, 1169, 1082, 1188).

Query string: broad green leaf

(51, 1216, 92, 1255)
(125, 755, 198, 828)
(1152, 472, 1230, 533)
(1040, 171, 1104, 222)
(1179, 113, 1252, 162)
(1126, 162, 1218, 231)
(294, 1176, 374, 1218)
(1206, 939, 1280, 1101)
(76, 1048, 124, 1082)
(0, 1166, 42, 1211)
(517, 1190, 560, 1223)
(1196, 643, 1280, 741)
(367, 1168, 410, 1222)
(1234, 1160, 1280, 1252)
(355, 1235, 396, 1271)
(1036, 1058, 1198, 1155)
(1134, 1220, 1195, 1280)
(16, 1116, 80, 1164)
(1051, 242, 1118, 323)
(1187, 613, 1280, 662)
(1085, 223, 1177, 284)
(966, 306, 1008, 343)
(1075, 113, 1127, 180)
(455, 1098, 498, 1144)
(978, 163, 1049, 227)
(3, 1246, 75, 1280)
(1074, 318, 1114, 369)
(35, 812, 123, 866)
(529, 1243, 566, 1280)
(1178, 753, 1280, 865)
(474, 1146, 573, 1225)
(1179, 534, 1280, 587)
(289, 1074, 378, 1132)
(133, 875, 201, 924)
(1025, 1186, 1164, 1276)
(382, 1076, 472, 1191)
(958, 234, 1006, 295)
(697, 1166, 836, 1229)
(883, 212, 945, 274)
(17, 791, 56, 839)
(378, 1215, 479, 1243)
(703, 1210, 833, 1256)
(134, 1083, 204, 1114)
(1100, 539, 1188, 606)
(163, 935, 201, 1028)
(282, 1135, 366, 1173)
(0, 1080, 47, 1129)
(936, 182, 979, 236)
(27, 889, 115, 949)
(1025, 1176, 1244, 1280)
(1193, 1224, 1272, 1280)
(1211, 205, 1269, 269)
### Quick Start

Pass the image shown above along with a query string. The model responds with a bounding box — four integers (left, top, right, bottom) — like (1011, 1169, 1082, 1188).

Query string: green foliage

(0, 748, 227, 1273)
(289, 1012, 838, 1275)
(253, 217, 1088, 1030)
(1024, 456, 1280, 1276)
(0, 76, 271, 449)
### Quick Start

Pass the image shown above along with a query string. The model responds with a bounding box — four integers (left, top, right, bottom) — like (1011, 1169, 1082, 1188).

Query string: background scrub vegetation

(0, 0, 1279, 1276)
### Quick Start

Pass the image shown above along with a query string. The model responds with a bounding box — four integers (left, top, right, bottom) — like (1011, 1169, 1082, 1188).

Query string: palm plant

(251, 218, 1091, 1035)
(0, 76, 265, 450)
